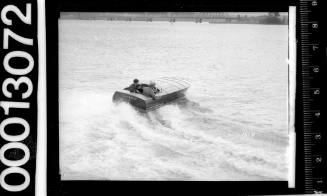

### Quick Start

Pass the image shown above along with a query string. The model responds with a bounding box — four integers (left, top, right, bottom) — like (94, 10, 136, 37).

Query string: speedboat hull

(113, 77, 190, 111)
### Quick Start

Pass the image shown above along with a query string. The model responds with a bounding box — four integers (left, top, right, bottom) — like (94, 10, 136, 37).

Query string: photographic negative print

(58, 12, 290, 181)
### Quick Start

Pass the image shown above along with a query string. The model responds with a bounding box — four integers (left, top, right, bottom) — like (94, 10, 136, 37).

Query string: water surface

(59, 20, 289, 181)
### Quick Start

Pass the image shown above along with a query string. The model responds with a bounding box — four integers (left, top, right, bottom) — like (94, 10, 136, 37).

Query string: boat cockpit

(124, 84, 161, 94)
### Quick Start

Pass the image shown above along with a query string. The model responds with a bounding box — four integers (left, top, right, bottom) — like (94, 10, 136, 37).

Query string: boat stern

(112, 90, 147, 110)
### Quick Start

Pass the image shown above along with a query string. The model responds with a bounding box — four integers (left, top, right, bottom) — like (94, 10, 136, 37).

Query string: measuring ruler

(299, 0, 325, 194)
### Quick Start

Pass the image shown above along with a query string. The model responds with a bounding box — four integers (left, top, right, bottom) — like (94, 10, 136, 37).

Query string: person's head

(149, 81, 156, 87)
(133, 79, 139, 84)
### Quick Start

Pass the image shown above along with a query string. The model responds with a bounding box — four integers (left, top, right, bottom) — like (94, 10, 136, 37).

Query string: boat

(112, 77, 190, 111)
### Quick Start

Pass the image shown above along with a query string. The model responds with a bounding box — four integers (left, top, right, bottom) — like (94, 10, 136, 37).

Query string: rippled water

(59, 20, 289, 181)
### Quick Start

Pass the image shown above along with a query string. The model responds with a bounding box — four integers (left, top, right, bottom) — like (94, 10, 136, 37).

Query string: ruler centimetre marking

(299, 0, 324, 194)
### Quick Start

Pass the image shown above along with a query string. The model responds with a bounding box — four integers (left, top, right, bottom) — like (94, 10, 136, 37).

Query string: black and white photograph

(1, 0, 326, 195)
(58, 12, 290, 181)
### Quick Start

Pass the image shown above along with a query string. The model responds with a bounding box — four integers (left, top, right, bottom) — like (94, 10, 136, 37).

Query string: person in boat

(142, 81, 157, 100)
(128, 79, 142, 93)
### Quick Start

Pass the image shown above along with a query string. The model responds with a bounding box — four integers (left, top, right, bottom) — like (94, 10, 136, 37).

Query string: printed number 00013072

(0, 3, 34, 193)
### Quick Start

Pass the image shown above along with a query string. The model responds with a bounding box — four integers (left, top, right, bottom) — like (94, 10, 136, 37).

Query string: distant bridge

(60, 12, 246, 23)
